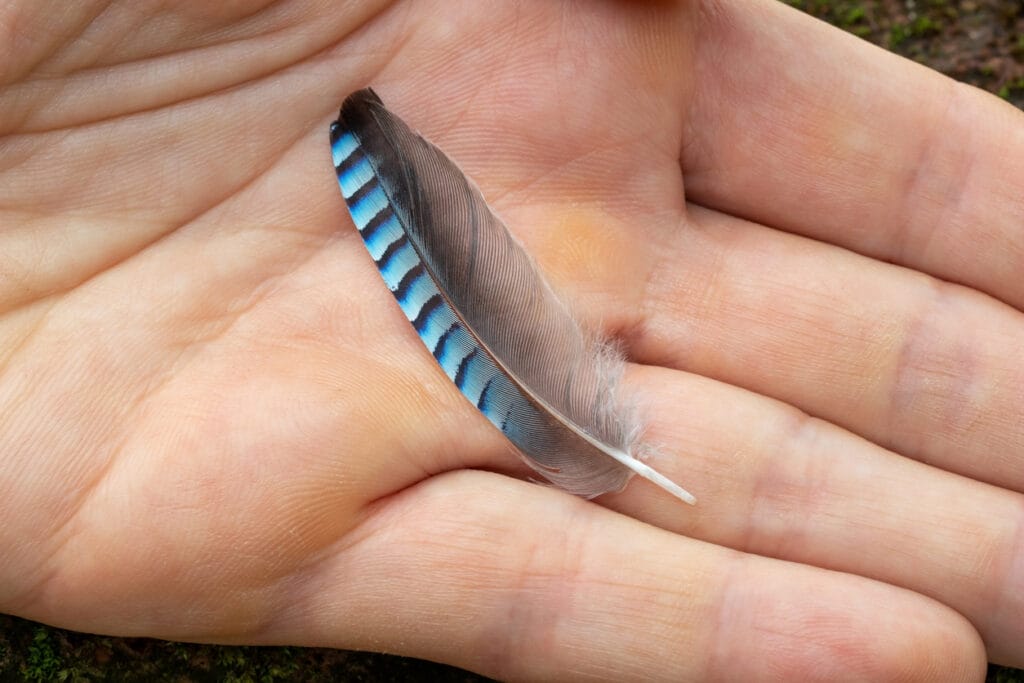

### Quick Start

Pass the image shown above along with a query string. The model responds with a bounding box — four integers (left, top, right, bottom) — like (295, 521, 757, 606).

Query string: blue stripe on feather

(477, 371, 530, 435)
(412, 294, 444, 333)
(433, 323, 458, 361)
(379, 254, 419, 296)
(332, 132, 359, 167)
(436, 325, 476, 378)
(373, 234, 408, 268)
(347, 176, 379, 207)
(416, 297, 454, 350)
(375, 237, 416, 277)
(476, 378, 494, 411)
(360, 207, 396, 242)
(363, 213, 403, 256)
(453, 348, 479, 390)
(350, 185, 391, 229)
(459, 355, 496, 407)
(338, 156, 375, 198)
(396, 267, 432, 310)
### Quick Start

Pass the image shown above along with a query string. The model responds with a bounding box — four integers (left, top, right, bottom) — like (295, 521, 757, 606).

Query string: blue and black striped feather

(329, 88, 694, 504)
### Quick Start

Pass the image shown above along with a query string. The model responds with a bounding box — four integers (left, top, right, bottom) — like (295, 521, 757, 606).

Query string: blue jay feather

(329, 88, 694, 504)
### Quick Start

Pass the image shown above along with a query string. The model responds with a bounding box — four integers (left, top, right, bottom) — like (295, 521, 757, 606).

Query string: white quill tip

(611, 451, 697, 505)
(636, 463, 698, 505)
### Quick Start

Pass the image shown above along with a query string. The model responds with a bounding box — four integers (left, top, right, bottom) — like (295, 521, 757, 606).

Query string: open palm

(2, 1, 1022, 680)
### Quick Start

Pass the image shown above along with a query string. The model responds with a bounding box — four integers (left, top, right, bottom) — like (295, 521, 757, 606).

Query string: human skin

(1, 0, 1022, 680)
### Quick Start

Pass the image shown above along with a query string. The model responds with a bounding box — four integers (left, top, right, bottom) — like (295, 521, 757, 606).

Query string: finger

(579, 204, 1024, 494)
(685, 0, 1024, 309)
(266, 472, 985, 682)
(601, 363, 1024, 667)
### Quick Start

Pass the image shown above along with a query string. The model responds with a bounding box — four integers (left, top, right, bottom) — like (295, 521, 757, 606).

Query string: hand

(1, 1, 1021, 680)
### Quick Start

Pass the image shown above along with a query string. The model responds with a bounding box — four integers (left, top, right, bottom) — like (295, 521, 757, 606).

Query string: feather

(329, 88, 695, 505)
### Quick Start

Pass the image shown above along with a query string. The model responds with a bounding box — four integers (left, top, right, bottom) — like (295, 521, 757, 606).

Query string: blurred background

(2, 1, 1022, 681)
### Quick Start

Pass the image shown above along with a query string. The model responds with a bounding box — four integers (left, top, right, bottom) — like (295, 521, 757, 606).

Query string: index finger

(684, 0, 1024, 309)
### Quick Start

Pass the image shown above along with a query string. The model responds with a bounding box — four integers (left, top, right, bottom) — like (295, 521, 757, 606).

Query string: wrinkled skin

(1, 1, 1022, 680)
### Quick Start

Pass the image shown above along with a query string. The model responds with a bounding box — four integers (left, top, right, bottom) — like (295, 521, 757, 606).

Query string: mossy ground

(0, 615, 491, 682)
(787, 0, 1024, 106)
(2, 2, 1022, 681)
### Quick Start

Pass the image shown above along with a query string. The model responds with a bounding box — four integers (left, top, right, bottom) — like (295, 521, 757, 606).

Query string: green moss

(888, 12, 944, 47)
(911, 15, 942, 35)
(889, 23, 910, 46)
(999, 77, 1024, 100)
(843, 5, 867, 26)
(786, 0, 873, 29)
(0, 615, 491, 682)
(23, 627, 61, 682)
